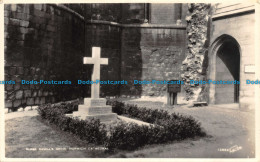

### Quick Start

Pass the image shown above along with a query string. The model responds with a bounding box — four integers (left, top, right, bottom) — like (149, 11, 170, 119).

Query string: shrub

(38, 100, 206, 151)
(37, 101, 107, 144)
(107, 100, 206, 140)
(109, 101, 125, 115)
(105, 122, 150, 150)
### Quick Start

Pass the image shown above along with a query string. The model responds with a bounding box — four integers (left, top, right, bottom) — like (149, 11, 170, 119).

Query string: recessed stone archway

(209, 34, 241, 105)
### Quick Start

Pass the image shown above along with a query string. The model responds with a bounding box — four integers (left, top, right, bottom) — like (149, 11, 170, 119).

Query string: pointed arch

(209, 34, 241, 104)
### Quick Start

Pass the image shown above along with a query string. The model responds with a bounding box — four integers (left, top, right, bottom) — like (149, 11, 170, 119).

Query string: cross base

(66, 98, 117, 122)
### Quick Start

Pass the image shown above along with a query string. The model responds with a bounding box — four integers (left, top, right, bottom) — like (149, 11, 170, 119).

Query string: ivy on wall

(181, 3, 211, 101)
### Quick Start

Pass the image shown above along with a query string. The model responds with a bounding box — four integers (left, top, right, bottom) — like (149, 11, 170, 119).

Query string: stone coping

(5, 106, 38, 114)
(118, 115, 154, 126)
(86, 20, 187, 29)
(5, 99, 79, 114)
(50, 4, 186, 29)
(49, 4, 84, 21)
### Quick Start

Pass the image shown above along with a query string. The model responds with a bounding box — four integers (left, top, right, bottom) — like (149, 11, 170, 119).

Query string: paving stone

(4, 4, 11, 11)
(35, 97, 40, 105)
(17, 107, 24, 112)
(22, 99, 26, 104)
(32, 91, 37, 97)
(31, 106, 38, 110)
(13, 100, 22, 107)
(17, 67, 23, 74)
(40, 97, 45, 104)
(24, 90, 31, 97)
(15, 90, 23, 99)
(26, 98, 34, 106)
(5, 100, 13, 108)
(9, 67, 16, 75)
(24, 106, 32, 111)
(43, 91, 48, 96)
(11, 4, 17, 11)
(4, 17, 9, 25)
(6, 84, 14, 91)
(9, 18, 20, 26)
(20, 20, 29, 27)
(38, 90, 42, 96)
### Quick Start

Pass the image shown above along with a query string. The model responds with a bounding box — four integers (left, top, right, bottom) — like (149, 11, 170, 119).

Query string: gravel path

(109, 99, 255, 158)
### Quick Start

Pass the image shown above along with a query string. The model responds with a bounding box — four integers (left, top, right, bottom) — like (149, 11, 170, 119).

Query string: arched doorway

(209, 35, 241, 104)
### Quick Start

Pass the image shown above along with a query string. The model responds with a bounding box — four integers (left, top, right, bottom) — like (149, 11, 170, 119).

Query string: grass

(5, 114, 208, 158)
(5, 102, 255, 158)
(5, 115, 109, 158)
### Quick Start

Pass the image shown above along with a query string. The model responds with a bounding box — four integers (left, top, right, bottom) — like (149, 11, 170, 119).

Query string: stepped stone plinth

(66, 47, 117, 122)
(68, 98, 117, 122)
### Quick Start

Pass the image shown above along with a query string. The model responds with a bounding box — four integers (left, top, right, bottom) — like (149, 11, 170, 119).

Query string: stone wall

(84, 22, 187, 98)
(120, 26, 186, 97)
(4, 4, 85, 110)
(4, 4, 188, 110)
(121, 4, 146, 23)
(85, 4, 121, 22)
(84, 3, 146, 23)
(85, 22, 121, 97)
(150, 4, 182, 24)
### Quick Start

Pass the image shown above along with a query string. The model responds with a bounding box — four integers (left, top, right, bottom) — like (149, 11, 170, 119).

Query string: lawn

(5, 114, 210, 158)
(5, 102, 255, 158)
(5, 115, 109, 158)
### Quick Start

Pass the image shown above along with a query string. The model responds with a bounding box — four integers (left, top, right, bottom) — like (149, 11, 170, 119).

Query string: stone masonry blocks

(5, 4, 85, 109)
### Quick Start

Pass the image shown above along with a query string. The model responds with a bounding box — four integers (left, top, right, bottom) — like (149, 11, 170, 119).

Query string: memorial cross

(83, 47, 108, 98)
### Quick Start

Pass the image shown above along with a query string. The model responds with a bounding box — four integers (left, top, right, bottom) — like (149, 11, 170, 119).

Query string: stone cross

(83, 47, 108, 98)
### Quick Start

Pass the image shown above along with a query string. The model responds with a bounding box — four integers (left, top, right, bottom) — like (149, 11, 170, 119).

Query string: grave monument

(68, 47, 117, 122)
